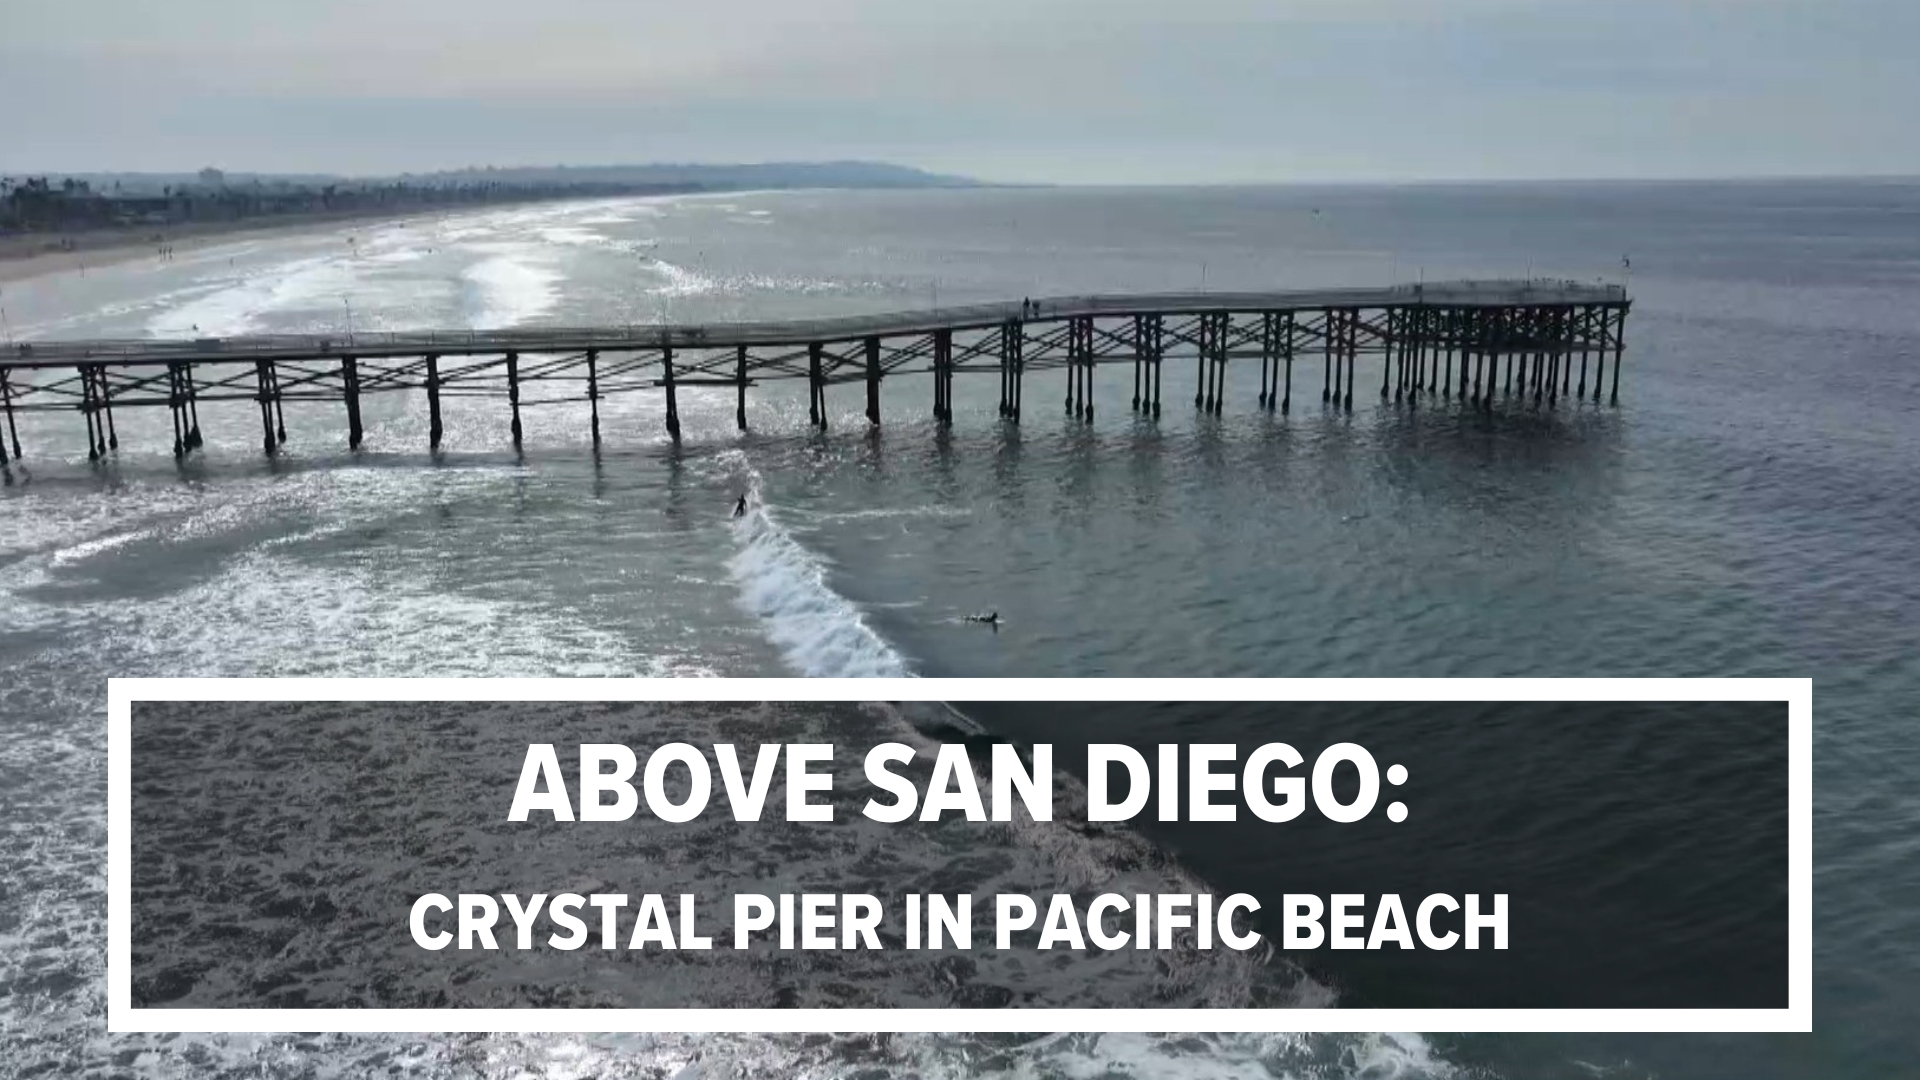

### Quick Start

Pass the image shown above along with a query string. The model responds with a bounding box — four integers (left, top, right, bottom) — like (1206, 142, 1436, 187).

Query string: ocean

(2, 180, 1915, 1078)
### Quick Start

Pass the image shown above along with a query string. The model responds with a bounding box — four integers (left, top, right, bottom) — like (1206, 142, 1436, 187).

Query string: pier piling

(662, 346, 680, 441)
(737, 344, 749, 432)
(1383, 309, 1395, 402)
(1258, 313, 1273, 409)
(1610, 307, 1625, 405)
(1006, 319, 1021, 417)
(1323, 310, 1334, 405)
(1195, 314, 1207, 411)
(1132, 315, 1145, 413)
(809, 342, 825, 428)
(586, 349, 601, 447)
(0, 368, 18, 463)
(341, 357, 363, 450)
(424, 355, 442, 450)
(81, 364, 100, 460)
(1145, 314, 1164, 417)
(506, 351, 523, 448)
(256, 360, 280, 454)
(1281, 312, 1294, 413)
(934, 328, 953, 424)
(1347, 306, 1359, 408)
(1004, 322, 1024, 421)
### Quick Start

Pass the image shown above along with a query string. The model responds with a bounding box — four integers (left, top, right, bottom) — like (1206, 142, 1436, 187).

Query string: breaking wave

(726, 477, 911, 679)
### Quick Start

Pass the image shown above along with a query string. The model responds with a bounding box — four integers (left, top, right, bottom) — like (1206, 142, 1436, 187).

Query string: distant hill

(44, 161, 978, 197)
(412, 161, 979, 189)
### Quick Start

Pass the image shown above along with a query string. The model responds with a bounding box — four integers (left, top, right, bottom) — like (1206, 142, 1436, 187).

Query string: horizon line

(4, 162, 1918, 189)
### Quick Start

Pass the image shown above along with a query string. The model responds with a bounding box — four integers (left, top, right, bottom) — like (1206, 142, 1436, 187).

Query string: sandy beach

(0, 204, 534, 286)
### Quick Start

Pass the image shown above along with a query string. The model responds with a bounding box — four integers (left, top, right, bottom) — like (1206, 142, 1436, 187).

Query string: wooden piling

(1425, 309, 1438, 395)
(1560, 308, 1573, 396)
(1471, 313, 1485, 407)
(1547, 310, 1561, 407)
(183, 362, 202, 449)
(270, 364, 284, 446)
(99, 365, 119, 450)
(662, 345, 680, 440)
(1257, 313, 1272, 409)
(1217, 314, 1228, 414)
(865, 336, 881, 426)
(167, 363, 185, 457)
(1066, 317, 1079, 417)
(1006, 319, 1021, 417)
(809, 342, 825, 428)
(1344, 307, 1359, 407)
(737, 344, 750, 432)
(1082, 318, 1095, 421)
(426, 354, 443, 450)
(586, 349, 601, 447)
(1194, 314, 1207, 410)
(1323, 309, 1334, 404)
(81, 365, 100, 460)
(1503, 318, 1515, 400)
(1132, 315, 1145, 412)
(1280, 312, 1293, 414)
(1011, 324, 1024, 421)
(95, 366, 111, 455)
(935, 328, 952, 423)
(1383, 309, 1396, 401)
(342, 357, 363, 449)
(1577, 307, 1591, 399)
(1610, 306, 1626, 405)
(506, 351, 523, 447)
(1149, 314, 1163, 417)
(256, 360, 278, 454)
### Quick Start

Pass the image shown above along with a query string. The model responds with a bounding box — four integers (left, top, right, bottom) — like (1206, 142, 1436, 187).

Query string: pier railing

(0, 280, 1630, 464)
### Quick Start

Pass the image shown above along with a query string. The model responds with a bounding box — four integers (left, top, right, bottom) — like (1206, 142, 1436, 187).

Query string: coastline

(0, 200, 573, 286)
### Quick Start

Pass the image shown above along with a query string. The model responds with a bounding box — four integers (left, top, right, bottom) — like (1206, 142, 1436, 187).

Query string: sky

(3, 0, 1916, 183)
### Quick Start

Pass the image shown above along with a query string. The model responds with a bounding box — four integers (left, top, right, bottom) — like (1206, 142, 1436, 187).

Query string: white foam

(145, 255, 351, 338)
(725, 483, 910, 679)
(462, 251, 561, 328)
(643, 257, 718, 297)
(540, 225, 604, 247)
(47, 529, 151, 568)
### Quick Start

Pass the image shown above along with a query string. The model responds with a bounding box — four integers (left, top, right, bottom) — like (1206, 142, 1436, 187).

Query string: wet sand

(0, 204, 530, 285)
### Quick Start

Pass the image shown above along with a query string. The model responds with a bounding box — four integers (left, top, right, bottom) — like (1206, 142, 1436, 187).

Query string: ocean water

(2, 181, 1916, 1078)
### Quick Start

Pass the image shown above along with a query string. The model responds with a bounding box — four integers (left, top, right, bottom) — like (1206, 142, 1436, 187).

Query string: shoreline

(0, 200, 592, 286)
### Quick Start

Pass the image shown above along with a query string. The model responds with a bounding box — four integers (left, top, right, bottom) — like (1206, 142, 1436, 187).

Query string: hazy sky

(4, 0, 1915, 182)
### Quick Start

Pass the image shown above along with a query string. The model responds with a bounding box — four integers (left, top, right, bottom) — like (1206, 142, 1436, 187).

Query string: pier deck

(0, 280, 1629, 462)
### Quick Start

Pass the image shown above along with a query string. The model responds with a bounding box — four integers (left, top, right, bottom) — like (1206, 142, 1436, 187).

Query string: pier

(0, 280, 1628, 463)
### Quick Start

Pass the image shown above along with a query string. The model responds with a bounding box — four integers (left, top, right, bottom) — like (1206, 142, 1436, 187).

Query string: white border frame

(108, 677, 1811, 1034)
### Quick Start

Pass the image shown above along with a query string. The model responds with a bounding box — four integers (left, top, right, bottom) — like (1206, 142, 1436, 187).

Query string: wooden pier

(0, 280, 1628, 463)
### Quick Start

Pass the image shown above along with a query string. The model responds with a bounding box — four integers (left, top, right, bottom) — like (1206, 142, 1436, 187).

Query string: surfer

(732, 495, 748, 518)
(965, 611, 1000, 626)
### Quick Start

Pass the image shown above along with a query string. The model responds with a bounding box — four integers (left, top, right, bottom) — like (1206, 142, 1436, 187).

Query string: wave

(641, 256, 718, 297)
(725, 477, 910, 679)
(144, 255, 350, 338)
(462, 250, 561, 328)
